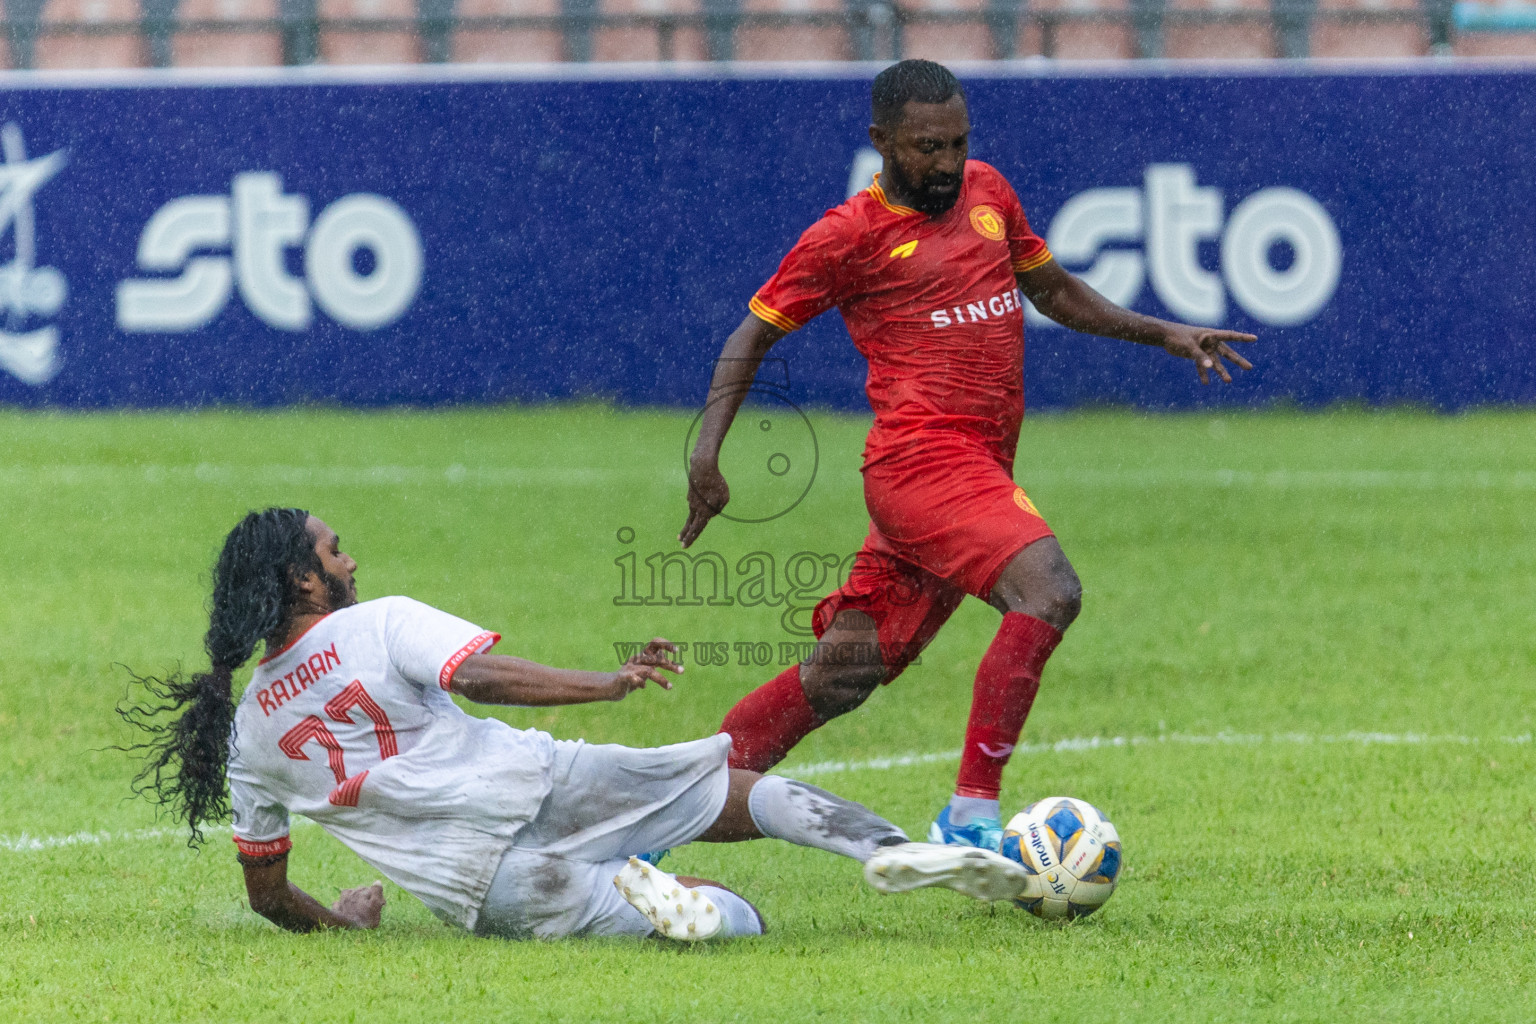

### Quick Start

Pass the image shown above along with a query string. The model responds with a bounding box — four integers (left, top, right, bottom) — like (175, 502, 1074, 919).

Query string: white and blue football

(1000, 796, 1122, 921)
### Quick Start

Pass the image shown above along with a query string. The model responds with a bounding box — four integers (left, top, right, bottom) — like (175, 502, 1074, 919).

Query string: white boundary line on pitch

(0, 464, 624, 487)
(779, 729, 1535, 778)
(0, 819, 320, 855)
(6, 730, 1529, 856)
(7, 464, 1536, 490)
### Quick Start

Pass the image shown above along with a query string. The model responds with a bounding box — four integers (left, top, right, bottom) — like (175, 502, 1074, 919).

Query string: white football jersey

(227, 596, 556, 929)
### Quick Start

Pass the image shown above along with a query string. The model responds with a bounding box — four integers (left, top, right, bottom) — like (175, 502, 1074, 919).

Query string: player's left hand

(1160, 324, 1256, 385)
(611, 637, 683, 699)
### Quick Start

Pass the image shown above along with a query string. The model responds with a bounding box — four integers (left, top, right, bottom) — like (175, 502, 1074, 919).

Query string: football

(1000, 797, 1123, 921)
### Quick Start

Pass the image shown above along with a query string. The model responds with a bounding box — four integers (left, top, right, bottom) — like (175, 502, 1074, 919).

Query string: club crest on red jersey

(969, 204, 1005, 241)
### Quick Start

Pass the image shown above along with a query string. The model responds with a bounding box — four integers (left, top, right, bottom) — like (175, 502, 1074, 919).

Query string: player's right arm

(240, 851, 384, 933)
(680, 211, 852, 548)
(449, 638, 683, 705)
(680, 314, 787, 548)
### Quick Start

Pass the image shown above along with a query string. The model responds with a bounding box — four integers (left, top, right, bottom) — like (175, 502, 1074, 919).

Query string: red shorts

(811, 443, 1053, 682)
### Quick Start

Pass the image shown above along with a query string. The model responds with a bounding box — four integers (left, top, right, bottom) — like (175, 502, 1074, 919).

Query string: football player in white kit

(121, 507, 1029, 941)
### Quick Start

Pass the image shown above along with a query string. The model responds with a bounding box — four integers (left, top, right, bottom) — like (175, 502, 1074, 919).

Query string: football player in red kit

(681, 60, 1254, 851)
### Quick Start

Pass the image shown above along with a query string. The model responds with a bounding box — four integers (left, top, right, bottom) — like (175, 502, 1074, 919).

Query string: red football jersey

(750, 160, 1052, 468)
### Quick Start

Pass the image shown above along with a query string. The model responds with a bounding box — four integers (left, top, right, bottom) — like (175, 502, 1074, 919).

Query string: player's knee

(799, 641, 885, 719)
(1000, 560, 1081, 630)
(1045, 566, 1083, 628)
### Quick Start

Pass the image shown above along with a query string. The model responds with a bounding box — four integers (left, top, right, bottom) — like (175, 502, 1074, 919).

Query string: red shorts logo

(1013, 487, 1042, 518)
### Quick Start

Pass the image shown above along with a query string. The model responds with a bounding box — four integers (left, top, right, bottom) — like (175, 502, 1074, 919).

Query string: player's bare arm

(239, 852, 384, 933)
(449, 637, 682, 705)
(680, 314, 786, 547)
(1017, 258, 1256, 386)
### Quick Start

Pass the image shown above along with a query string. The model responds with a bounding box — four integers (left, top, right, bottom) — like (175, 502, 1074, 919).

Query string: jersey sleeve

(229, 760, 292, 857)
(997, 173, 1053, 274)
(381, 596, 501, 692)
(749, 212, 857, 332)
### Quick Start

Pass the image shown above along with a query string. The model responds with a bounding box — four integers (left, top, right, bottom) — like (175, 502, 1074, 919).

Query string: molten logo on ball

(1001, 796, 1123, 921)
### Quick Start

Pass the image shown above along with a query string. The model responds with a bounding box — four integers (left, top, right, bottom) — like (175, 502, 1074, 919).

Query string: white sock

(692, 886, 763, 937)
(747, 775, 907, 862)
(947, 795, 1000, 827)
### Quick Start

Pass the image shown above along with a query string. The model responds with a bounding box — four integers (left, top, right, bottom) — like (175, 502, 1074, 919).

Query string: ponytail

(118, 508, 318, 846)
(118, 666, 237, 845)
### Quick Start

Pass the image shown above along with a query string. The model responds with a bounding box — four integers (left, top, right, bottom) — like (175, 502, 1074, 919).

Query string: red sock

(955, 613, 1063, 800)
(720, 665, 824, 772)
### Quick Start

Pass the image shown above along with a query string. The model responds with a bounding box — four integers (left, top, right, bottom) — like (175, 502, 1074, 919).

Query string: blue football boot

(635, 848, 670, 868)
(927, 805, 1004, 853)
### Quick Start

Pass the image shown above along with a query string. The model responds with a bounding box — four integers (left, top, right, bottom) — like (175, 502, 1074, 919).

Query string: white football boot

(613, 857, 723, 941)
(863, 841, 1028, 902)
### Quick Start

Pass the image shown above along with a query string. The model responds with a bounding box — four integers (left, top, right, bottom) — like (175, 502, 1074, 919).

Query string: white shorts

(473, 733, 732, 939)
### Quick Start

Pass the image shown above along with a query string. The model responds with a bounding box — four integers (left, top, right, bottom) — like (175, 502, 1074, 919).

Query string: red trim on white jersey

(259, 614, 333, 665)
(439, 631, 501, 690)
(328, 770, 369, 807)
(233, 835, 293, 857)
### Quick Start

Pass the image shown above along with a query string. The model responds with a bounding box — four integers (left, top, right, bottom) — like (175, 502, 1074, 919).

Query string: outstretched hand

(332, 881, 385, 929)
(680, 461, 730, 548)
(610, 638, 683, 700)
(1160, 324, 1256, 385)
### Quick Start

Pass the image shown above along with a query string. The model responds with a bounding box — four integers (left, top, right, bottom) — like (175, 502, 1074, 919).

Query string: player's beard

(321, 568, 357, 609)
(885, 158, 963, 216)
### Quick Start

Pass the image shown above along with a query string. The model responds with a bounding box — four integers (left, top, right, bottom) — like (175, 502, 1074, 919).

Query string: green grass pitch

(3, 405, 1536, 1022)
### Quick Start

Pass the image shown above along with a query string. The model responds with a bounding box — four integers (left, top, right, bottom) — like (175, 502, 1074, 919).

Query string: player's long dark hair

(118, 508, 320, 845)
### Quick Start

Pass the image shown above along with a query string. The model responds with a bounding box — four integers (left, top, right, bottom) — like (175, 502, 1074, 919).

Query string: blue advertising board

(0, 62, 1531, 410)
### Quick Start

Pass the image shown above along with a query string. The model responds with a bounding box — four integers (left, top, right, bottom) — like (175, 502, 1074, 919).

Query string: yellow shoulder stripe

(1012, 250, 1054, 274)
(749, 295, 801, 333)
(866, 174, 920, 218)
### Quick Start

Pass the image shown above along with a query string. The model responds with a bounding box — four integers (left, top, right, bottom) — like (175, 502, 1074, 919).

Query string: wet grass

(1, 405, 1534, 1022)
